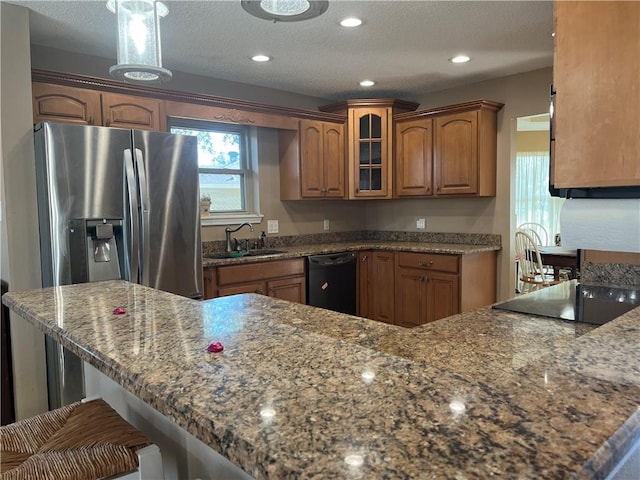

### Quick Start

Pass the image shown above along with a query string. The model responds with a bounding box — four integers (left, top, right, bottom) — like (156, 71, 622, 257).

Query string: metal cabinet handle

(418, 260, 434, 267)
(361, 255, 368, 262)
(256, 289, 264, 294)
(88, 117, 94, 125)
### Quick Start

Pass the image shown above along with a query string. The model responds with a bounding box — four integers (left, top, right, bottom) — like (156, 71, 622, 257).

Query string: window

(169, 119, 261, 225)
(515, 151, 565, 241)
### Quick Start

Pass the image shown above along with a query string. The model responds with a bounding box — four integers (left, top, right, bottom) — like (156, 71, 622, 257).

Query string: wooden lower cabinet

(357, 251, 372, 318)
(369, 251, 396, 324)
(395, 270, 459, 327)
(360, 250, 496, 327)
(204, 258, 306, 304)
(203, 266, 217, 299)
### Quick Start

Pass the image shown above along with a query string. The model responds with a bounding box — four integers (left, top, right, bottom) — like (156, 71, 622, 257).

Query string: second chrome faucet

(224, 222, 254, 252)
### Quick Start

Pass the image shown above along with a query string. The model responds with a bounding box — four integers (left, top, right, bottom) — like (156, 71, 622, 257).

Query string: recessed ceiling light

(252, 54, 271, 62)
(359, 80, 375, 87)
(340, 17, 362, 27)
(241, 0, 328, 22)
(450, 55, 471, 64)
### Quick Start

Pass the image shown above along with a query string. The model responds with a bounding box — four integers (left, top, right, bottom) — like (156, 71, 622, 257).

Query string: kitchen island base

(84, 363, 251, 480)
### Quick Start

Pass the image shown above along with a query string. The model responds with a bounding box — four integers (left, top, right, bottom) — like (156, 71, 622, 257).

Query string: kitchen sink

(204, 249, 285, 259)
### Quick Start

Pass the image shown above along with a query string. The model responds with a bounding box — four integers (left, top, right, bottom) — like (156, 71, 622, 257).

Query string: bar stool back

(0, 397, 163, 480)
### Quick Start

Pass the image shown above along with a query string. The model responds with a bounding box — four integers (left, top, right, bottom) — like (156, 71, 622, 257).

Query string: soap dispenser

(260, 231, 267, 249)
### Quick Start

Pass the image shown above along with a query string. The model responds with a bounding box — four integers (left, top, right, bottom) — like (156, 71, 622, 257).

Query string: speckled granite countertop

(202, 241, 500, 267)
(3, 281, 639, 479)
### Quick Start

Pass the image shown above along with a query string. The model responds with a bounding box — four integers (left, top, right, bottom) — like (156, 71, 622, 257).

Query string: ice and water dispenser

(69, 218, 124, 283)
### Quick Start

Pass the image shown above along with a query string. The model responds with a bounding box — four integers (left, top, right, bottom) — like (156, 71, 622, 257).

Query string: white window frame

(168, 119, 262, 226)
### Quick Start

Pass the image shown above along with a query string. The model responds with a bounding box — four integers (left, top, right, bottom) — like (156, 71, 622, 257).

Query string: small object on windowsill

(112, 307, 126, 315)
(207, 341, 224, 353)
(200, 194, 211, 217)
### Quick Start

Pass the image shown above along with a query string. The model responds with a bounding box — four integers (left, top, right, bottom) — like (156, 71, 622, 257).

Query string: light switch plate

(416, 218, 426, 230)
(323, 219, 330, 231)
(267, 219, 279, 234)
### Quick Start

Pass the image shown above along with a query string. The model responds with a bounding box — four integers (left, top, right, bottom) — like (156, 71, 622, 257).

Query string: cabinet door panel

(101, 93, 160, 130)
(554, 1, 640, 188)
(268, 276, 305, 304)
(203, 267, 217, 299)
(357, 251, 372, 318)
(435, 111, 478, 195)
(32, 83, 101, 125)
(350, 108, 391, 198)
(395, 268, 427, 327)
(395, 118, 433, 197)
(428, 272, 459, 323)
(300, 120, 324, 197)
(323, 123, 345, 197)
(371, 251, 395, 324)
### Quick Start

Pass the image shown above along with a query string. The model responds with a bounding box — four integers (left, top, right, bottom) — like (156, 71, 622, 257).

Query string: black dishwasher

(306, 252, 357, 315)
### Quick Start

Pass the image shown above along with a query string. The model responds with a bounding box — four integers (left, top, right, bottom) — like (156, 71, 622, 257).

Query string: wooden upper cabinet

(320, 99, 419, 200)
(395, 117, 433, 197)
(553, 1, 640, 188)
(32, 83, 101, 125)
(299, 120, 345, 198)
(323, 123, 345, 198)
(434, 110, 479, 195)
(101, 93, 160, 131)
(394, 100, 502, 198)
(32, 83, 161, 131)
(350, 107, 391, 198)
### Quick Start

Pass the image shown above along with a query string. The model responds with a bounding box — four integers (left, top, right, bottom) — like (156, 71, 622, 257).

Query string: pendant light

(107, 0, 172, 83)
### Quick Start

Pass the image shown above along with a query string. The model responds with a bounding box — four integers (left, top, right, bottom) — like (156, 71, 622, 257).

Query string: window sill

(201, 213, 264, 227)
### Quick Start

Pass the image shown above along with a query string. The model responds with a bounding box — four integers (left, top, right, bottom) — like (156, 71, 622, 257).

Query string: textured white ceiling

(10, 0, 554, 101)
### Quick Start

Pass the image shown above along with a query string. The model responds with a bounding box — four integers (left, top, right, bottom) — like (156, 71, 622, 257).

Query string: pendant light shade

(107, 0, 172, 83)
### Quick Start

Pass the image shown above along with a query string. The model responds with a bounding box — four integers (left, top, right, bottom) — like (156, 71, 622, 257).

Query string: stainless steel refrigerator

(34, 121, 203, 409)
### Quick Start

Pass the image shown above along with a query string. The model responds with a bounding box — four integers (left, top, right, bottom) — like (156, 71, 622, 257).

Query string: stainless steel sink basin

(204, 249, 285, 259)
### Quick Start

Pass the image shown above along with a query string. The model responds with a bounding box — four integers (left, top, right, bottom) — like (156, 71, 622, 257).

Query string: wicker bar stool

(0, 397, 163, 480)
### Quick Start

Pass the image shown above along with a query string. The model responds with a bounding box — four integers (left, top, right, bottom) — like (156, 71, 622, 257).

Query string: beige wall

(32, 45, 331, 110)
(1, 3, 49, 419)
(516, 130, 549, 152)
(366, 68, 554, 301)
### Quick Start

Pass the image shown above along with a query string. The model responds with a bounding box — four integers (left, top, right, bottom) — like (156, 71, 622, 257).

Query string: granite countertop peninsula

(202, 230, 502, 267)
(3, 280, 639, 479)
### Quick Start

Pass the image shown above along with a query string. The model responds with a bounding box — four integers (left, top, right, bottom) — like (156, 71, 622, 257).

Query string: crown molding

(32, 69, 347, 123)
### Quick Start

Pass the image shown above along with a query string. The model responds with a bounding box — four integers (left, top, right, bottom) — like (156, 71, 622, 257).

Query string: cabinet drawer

(217, 258, 305, 286)
(396, 252, 459, 273)
(218, 282, 266, 297)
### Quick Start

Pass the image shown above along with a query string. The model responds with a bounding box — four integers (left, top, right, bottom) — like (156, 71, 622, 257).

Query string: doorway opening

(515, 114, 565, 243)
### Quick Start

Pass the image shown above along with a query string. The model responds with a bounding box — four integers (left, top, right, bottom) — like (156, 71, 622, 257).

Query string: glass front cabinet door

(320, 99, 419, 200)
(355, 108, 387, 197)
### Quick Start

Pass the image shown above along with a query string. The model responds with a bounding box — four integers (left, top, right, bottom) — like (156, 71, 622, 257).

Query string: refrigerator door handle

(124, 148, 140, 283)
(134, 148, 151, 286)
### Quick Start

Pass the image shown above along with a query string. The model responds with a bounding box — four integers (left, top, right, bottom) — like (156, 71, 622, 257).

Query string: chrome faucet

(225, 222, 254, 252)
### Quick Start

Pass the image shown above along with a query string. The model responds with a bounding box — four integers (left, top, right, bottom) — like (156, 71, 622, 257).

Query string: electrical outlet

(416, 218, 426, 230)
(323, 219, 330, 231)
(267, 219, 279, 234)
